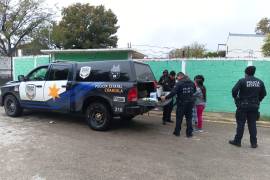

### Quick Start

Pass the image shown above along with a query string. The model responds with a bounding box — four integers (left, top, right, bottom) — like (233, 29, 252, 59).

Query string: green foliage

(262, 34, 270, 57)
(169, 48, 185, 58)
(169, 42, 206, 58)
(18, 24, 56, 55)
(0, 0, 53, 56)
(204, 51, 226, 58)
(204, 52, 219, 57)
(255, 17, 270, 35)
(53, 3, 119, 49)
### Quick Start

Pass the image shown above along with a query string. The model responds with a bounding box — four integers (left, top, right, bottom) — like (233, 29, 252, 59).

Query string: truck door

(19, 66, 48, 103)
(43, 64, 73, 111)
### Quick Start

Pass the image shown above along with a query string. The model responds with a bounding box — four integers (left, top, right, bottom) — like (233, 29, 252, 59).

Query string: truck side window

(76, 62, 132, 82)
(48, 65, 70, 81)
(134, 63, 155, 82)
(27, 67, 48, 81)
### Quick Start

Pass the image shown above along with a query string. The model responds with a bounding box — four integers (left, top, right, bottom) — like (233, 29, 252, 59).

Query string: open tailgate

(137, 98, 172, 108)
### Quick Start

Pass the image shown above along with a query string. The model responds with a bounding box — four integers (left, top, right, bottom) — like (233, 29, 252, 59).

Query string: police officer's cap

(245, 66, 256, 76)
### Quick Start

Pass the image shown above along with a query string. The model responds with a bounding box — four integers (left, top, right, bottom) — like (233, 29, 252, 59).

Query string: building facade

(226, 33, 266, 58)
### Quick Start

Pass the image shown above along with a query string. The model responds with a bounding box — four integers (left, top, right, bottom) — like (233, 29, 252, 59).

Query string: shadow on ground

(20, 110, 153, 132)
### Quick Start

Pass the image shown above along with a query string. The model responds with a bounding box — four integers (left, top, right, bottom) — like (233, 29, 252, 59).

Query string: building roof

(41, 48, 145, 59)
(228, 33, 266, 38)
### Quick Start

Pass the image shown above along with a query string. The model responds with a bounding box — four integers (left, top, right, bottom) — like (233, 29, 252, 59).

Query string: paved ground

(0, 108, 270, 180)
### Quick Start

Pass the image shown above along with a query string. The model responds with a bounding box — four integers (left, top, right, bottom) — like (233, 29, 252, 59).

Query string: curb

(146, 110, 270, 128)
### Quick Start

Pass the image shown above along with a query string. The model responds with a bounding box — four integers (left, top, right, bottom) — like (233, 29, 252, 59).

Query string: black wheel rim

(6, 99, 16, 114)
(88, 105, 106, 128)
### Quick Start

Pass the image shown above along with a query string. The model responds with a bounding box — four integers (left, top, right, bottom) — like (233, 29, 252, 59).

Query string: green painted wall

(146, 60, 270, 116)
(13, 56, 50, 80)
(252, 61, 270, 116)
(12, 57, 270, 116)
(145, 60, 182, 80)
(54, 52, 129, 61)
(186, 60, 247, 114)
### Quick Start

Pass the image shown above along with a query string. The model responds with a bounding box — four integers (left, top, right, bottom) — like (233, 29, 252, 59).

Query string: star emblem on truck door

(49, 84, 60, 100)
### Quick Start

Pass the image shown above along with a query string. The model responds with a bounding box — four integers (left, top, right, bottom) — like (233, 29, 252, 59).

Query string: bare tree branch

(0, 0, 53, 56)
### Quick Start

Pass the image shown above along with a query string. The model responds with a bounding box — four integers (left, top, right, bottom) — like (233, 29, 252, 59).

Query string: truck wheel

(86, 102, 111, 131)
(4, 95, 23, 117)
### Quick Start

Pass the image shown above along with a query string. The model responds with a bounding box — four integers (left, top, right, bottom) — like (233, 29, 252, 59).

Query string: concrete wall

(0, 57, 11, 77)
(226, 34, 266, 58)
(12, 56, 270, 116)
(0, 57, 12, 85)
(13, 56, 50, 80)
(142, 59, 270, 117)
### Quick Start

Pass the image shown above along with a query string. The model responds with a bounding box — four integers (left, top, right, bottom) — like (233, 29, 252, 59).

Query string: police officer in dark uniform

(161, 72, 196, 137)
(158, 70, 169, 86)
(161, 71, 176, 125)
(229, 66, 266, 148)
(159, 70, 176, 124)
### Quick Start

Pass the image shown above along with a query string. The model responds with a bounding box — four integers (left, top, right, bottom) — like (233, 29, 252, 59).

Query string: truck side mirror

(18, 75, 25, 82)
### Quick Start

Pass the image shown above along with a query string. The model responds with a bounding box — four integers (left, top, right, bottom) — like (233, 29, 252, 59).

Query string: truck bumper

(125, 105, 153, 116)
(124, 99, 171, 116)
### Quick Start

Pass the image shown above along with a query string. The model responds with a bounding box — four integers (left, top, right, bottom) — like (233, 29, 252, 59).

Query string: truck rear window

(76, 61, 133, 82)
(134, 63, 156, 82)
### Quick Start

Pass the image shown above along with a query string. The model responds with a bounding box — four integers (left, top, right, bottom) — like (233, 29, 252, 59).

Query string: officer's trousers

(234, 108, 258, 145)
(162, 100, 174, 122)
(174, 102, 193, 136)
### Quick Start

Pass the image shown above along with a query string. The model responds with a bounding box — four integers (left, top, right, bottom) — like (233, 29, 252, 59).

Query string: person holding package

(161, 72, 196, 137)
(163, 71, 176, 124)
(158, 70, 176, 125)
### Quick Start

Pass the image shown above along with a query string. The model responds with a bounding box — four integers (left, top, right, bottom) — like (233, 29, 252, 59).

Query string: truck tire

(85, 102, 111, 131)
(4, 95, 23, 117)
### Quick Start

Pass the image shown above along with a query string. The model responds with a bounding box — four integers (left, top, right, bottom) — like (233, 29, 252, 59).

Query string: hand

(160, 96, 166, 102)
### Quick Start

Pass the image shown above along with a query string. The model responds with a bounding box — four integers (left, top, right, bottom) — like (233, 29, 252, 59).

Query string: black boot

(229, 140, 241, 147)
(251, 144, 258, 148)
(173, 131, 180, 137)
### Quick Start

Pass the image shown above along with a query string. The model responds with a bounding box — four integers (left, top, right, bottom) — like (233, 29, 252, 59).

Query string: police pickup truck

(0, 60, 164, 131)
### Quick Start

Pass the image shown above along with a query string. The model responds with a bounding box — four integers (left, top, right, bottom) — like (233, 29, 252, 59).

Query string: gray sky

(46, 0, 270, 57)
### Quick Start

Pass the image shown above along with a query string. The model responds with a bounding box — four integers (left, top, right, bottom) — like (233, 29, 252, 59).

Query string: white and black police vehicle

(0, 60, 163, 131)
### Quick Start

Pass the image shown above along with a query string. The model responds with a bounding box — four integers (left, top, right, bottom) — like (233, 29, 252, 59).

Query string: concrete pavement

(0, 108, 270, 180)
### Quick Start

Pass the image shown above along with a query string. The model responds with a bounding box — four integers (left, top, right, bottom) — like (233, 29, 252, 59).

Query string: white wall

(226, 34, 266, 58)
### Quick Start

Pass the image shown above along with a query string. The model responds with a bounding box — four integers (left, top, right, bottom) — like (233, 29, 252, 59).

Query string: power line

(132, 44, 176, 49)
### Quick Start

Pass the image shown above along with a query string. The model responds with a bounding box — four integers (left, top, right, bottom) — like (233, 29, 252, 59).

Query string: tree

(203, 51, 226, 58)
(169, 48, 185, 58)
(255, 17, 270, 35)
(17, 24, 56, 55)
(169, 42, 206, 58)
(17, 31, 50, 55)
(53, 3, 119, 49)
(187, 42, 206, 58)
(262, 34, 270, 56)
(0, 0, 53, 56)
